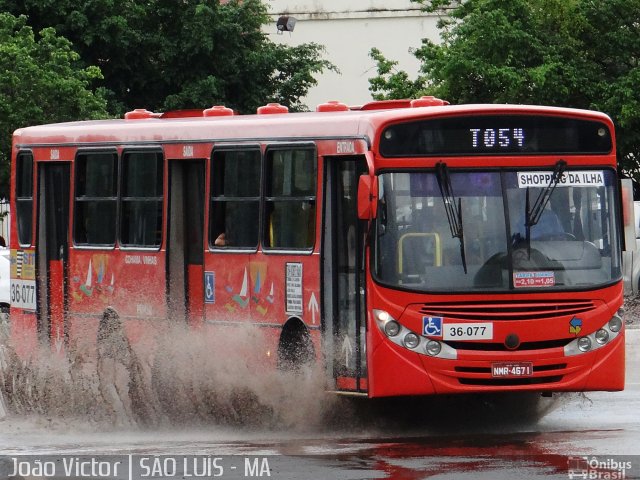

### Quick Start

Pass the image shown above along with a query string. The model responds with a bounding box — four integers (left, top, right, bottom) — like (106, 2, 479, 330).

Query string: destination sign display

(379, 115, 612, 157)
(516, 170, 605, 188)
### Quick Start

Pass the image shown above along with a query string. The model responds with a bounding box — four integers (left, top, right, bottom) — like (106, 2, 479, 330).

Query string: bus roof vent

(257, 103, 289, 115)
(124, 108, 158, 119)
(160, 109, 204, 118)
(316, 100, 349, 112)
(356, 99, 412, 111)
(410, 96, 449, 107)
(203, 105, 235, 117)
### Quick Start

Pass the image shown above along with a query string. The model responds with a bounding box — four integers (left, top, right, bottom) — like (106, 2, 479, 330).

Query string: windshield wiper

(435, 162, 467, 274)
(524, 159, 567, 253)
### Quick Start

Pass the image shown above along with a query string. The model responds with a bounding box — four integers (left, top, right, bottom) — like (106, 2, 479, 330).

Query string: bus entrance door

(167, 160, 205, 325)
(36, 163, 70, 350)
(324, 156, 368, 394)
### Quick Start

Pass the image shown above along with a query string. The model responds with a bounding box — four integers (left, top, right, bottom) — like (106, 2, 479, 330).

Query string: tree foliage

(2, 0, 334, 114)
(0, 12, 108, 198)
(368, 0, 640, 175)
(369, 47, 428, 101)
(0, 0, 334, 197)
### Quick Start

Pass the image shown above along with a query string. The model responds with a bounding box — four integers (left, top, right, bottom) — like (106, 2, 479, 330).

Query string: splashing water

(0, 311, 569, 437)
(0, 313, 336, 431)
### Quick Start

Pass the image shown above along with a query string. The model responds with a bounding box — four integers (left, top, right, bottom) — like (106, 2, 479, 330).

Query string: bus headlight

(609, 315, 622, 333)
(595, 329, 609, 345)
(403, 332, 420, 349)
(372, 309, 457, 359)
(425, 340, 442, 356)
(373, 309, 400, 337)
(385, 321, 400, 337)
(564, 314, 623, 357)
(577, 336, 592, 352)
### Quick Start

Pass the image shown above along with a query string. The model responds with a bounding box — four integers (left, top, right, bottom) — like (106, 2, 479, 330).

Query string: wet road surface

(0, 331, 638, 479)
(0, 384, 638, 479)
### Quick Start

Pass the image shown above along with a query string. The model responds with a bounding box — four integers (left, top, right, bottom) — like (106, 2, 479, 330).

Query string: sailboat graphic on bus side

(232, 268, 249, 308)
(80, 259, 93, 296)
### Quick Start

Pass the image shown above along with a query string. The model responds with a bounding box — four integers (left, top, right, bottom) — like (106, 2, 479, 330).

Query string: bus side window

(74, 152, 118, 246)
(16, 152, 34, 246)
(120, 151, 163, 248)
(209, 149, 260, 249)
(264, 148, 316, 250)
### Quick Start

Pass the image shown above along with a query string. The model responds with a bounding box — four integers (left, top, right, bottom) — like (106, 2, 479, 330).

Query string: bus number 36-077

(11, 283, 35, 305)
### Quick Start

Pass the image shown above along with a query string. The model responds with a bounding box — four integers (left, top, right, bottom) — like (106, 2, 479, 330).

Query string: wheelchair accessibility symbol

(204, 271, 215, 304)
(423, 316, 443, 337)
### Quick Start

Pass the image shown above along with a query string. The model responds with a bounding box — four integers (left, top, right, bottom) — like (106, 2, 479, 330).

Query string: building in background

(265, 0, 441, 109)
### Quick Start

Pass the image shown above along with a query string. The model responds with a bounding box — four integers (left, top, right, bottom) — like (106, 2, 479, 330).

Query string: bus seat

(474, 252, 507, 287)
(532, 240, 602, 270)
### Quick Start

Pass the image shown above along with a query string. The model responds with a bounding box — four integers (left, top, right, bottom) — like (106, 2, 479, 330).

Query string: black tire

(277, 319, 314, 372)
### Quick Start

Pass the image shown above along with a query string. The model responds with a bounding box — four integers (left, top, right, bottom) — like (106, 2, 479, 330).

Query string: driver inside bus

(512, 208, 566, 244)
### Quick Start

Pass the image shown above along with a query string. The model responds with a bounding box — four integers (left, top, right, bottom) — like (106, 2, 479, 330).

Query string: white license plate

(443, 322, 493, 341)
(492, 362, 533, 378)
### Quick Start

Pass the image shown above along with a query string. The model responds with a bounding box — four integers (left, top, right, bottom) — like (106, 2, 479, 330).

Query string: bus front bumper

(367, 329, 625, 397)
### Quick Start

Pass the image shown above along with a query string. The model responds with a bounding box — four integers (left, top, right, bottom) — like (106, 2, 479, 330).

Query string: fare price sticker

(443, 322, 493, 341)
(514, 271, 555, 288)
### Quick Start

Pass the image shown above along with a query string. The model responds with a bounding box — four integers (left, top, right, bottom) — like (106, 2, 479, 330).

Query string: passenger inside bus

(214, 233, 227, 246)
(211, 202, 259, 249)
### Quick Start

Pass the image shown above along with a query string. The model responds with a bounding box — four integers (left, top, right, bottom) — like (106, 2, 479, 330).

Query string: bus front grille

(419, 299, 596, 321)
(445, 339, 572, 351)
(454, 363, 567, 386)
(455, 364, 567, 374)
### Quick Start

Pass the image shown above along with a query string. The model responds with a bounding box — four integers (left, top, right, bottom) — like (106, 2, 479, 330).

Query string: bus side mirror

(357, 175, 378, 220)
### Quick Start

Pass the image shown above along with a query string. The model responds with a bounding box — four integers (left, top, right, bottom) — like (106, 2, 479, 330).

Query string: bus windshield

(374, 168, 621, 292)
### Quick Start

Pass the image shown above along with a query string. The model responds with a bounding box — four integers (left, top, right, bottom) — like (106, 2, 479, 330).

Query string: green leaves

(368, 47, 427, 100)
(0, 13, 108, 198)
(0, 0, 335, 196)
(267, 42, 336, 112)
(369, 0, 640, 175)
(1, 0, 333, 114)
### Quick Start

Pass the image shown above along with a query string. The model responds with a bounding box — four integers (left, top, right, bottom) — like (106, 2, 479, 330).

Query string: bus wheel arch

(277, 317, 315, 371)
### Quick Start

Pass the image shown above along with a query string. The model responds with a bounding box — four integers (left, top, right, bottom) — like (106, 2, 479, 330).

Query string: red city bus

(8, 98, 625, 397)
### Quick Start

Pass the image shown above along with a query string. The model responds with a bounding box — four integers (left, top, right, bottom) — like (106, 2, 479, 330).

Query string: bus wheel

(277, 318, 314, 372)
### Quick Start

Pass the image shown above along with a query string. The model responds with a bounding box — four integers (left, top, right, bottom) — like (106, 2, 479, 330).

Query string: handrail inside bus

(397, 232, 442, 275)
